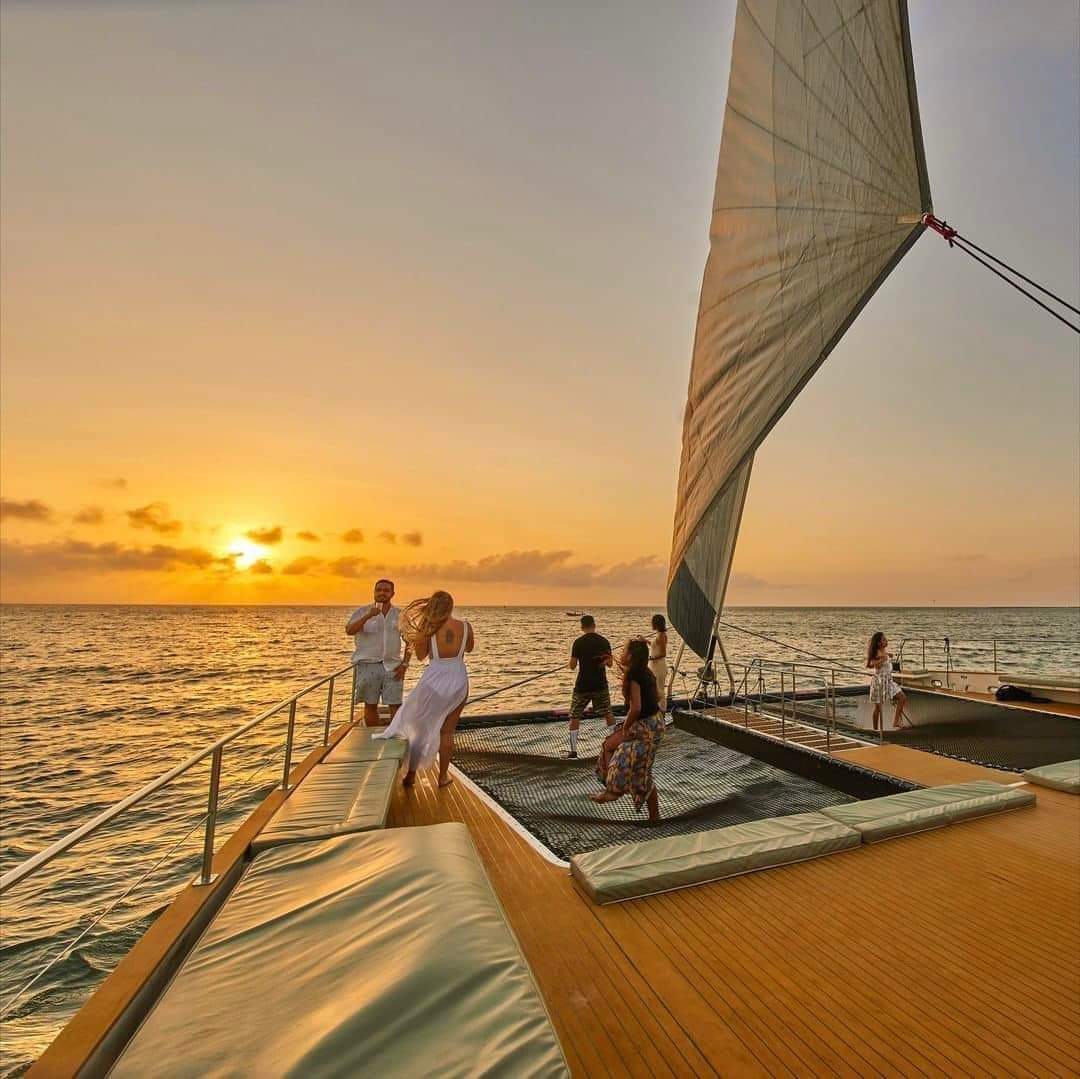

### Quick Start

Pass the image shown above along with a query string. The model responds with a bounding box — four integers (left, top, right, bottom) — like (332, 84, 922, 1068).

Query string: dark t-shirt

(571, 633, 611, 692)
(626, 668, 660, 719)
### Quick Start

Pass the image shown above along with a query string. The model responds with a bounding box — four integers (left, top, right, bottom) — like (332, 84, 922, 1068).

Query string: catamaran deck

(391, 744, 1080, 1077)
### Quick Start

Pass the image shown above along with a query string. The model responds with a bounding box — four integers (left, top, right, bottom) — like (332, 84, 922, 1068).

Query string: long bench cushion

(1022, 760, 1080, 794)
(325, 725, 409, 763)
(251, 759, 399, 852)
(570, 812, 860, 905)
(113, 825, 569, 1078)
(821, 781, 1035, 843)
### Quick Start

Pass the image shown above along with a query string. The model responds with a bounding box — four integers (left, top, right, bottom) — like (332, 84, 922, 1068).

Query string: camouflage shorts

(569, 687, 614, 723)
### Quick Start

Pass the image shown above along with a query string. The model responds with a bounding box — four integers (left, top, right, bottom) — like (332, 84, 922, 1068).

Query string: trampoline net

(792, 700, 1080, 773)
(452, 720, 858, 862)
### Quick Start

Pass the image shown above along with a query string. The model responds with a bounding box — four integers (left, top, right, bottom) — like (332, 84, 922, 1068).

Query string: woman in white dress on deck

(866, 631, 910, 731)
(375, 591, 474, 788)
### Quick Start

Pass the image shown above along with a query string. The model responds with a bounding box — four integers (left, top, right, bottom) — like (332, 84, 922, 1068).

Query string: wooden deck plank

(388, 741, 1080, 1078)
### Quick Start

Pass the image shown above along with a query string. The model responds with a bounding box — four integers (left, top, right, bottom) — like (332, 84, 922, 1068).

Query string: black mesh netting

(452, 720, 858, 862)
(792, 704, 1080, 773)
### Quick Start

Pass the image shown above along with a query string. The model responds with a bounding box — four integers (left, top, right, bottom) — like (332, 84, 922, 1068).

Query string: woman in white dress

(648, 614, 669, 717)
(375, 591, 474, 788)
(867, 631, 910, 731)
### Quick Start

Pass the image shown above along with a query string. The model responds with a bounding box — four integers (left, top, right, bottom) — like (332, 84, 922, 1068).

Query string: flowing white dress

(374, 621, 470, 771)
(869, 653, 902, 704)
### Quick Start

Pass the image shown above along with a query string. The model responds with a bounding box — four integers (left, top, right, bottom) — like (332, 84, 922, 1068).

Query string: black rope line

(953, 234, 1080, 316)
(951, 238, 1080, 334)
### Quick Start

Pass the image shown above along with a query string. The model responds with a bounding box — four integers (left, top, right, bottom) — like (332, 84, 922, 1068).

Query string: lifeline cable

(714, 619, 866, 677)
(922, 214, 1080, 334)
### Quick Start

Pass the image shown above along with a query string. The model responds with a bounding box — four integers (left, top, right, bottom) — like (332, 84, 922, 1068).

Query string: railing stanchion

(195, 746, 223, 886)
(780, 672, 787, 741)
(323, 676, 335, 746)
(281, 701, 296, 792)
(349, 664, 358, 726)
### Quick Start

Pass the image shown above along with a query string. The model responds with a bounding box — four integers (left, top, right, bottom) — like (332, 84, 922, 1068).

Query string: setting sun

(227, 538, 264, 569)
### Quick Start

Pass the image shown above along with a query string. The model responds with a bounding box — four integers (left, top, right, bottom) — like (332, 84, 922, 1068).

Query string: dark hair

(867, 631, 886, 666)
(581, 614, 595, 630)
(652, 613, 667, 632)
(375, 578, 395, 590)
(621, 638, 652, 698)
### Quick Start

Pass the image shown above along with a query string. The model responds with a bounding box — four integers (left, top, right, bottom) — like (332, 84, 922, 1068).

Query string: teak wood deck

(390, 744, 1080, 1078)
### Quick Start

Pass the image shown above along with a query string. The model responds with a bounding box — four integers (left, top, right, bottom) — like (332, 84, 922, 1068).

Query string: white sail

(668, 0, 932, 656)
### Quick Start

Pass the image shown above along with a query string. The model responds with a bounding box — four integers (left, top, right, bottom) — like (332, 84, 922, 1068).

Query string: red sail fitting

(922, 212, 957, 245)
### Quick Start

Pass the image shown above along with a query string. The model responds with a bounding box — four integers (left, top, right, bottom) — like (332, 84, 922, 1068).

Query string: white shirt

(349, 605, 402, 671)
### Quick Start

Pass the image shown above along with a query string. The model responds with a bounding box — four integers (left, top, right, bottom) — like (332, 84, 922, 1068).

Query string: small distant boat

(565, 610, 584, 617)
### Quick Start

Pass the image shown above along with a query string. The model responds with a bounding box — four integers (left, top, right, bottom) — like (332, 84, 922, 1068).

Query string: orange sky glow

(1, 2, 1077, 609)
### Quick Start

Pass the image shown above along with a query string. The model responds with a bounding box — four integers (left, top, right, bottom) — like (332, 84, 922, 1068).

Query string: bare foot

(588, 790, 619, 803)
(438, 775, 454, 788)
(402, 771, 416, 787)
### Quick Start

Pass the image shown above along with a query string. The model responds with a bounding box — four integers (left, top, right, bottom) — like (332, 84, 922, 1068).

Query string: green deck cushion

(113, 825, 569, 1078)
(325, 725, 409, 763)
(251, 759, 399, 852)
(570, 812, 860, 905)
(821, 781, 1036, 843)
(1022, 760, 1080, 794)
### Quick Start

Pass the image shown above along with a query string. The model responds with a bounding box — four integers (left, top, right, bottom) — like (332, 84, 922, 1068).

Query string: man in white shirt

(346, 578, 410, 726)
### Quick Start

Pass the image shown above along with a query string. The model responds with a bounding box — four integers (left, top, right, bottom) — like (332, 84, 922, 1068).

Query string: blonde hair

(401, 591, 455, 645)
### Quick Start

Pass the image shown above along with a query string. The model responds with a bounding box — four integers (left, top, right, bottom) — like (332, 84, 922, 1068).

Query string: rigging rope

(922, 214, 1080, 334)
(466, 664, 565, 706)
(714, 619, 866, 677)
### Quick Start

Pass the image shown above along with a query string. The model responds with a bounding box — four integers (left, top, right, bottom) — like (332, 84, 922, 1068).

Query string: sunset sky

(2, 1, 1078, 607)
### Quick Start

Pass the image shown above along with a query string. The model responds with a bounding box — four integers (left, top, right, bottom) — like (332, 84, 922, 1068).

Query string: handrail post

(281, 701, 296, 792)
(349, 663, 358, 726)
(780, 672, 787, 740)
(323, 676, 335, 746)
(195, 746, 223, 886)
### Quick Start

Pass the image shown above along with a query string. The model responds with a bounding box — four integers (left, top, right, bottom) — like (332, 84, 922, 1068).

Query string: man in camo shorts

(566, 614, 615, 758)
(346, 579, 410, 726)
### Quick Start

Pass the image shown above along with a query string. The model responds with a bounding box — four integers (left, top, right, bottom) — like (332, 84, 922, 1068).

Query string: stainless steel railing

(896, 635, 1079, 677)
(0, 661, 359, 896)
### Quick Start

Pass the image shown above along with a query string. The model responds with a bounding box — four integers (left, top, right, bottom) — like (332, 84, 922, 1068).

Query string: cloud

(245, 526, 283, 545)
(328, 556, 376, 578)
(378, 530, 422, 547)
(127, 502, 182, 535)
(729, 572, 770, 589)
(0, 498, 54, 522)
(73, 506, 105, 525)
(1, 539, 237, 576)
(296, 530, 320, 542)
(249, 559, 274, 575)
(396, 549, 664, 589)
(342, 528, 364, 544)
(591, 555, 665, 587)
(98, 477, 127, 490)
(282, 556, 324, 576)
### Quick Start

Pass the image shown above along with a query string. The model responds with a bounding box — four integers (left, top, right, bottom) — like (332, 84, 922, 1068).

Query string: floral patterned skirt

(595, 713, 664, 810)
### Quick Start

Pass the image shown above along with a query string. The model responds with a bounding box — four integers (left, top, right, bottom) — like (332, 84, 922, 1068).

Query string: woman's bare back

(430, 617, 474, 659)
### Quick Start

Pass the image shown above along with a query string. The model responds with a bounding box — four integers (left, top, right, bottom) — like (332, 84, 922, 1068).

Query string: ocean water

(1, 603, 1076, 1073)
